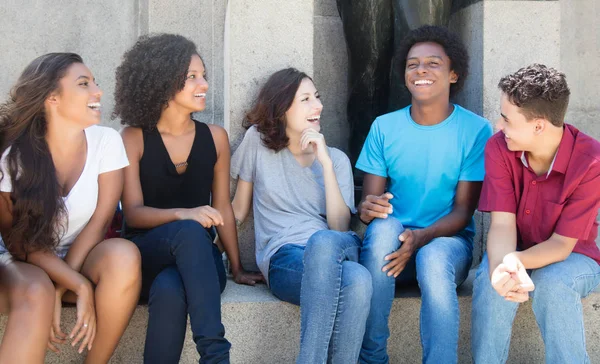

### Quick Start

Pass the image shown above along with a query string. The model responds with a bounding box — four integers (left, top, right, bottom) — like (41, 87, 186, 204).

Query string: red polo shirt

(479, 124, 600, 264)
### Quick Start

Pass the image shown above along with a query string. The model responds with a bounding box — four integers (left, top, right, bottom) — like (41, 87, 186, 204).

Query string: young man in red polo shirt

(471, 63, 600, 364)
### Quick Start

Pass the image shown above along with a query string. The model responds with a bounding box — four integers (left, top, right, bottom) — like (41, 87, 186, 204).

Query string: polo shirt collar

(517, 125, 575, 178)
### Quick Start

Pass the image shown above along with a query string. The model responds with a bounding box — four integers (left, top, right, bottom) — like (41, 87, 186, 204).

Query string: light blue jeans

(359, 217, 473, 364)
(472, 252, 600, 364)
(268, 230, 373, 364)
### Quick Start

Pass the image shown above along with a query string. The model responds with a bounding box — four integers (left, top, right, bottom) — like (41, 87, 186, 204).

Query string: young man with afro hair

(356, 25, 492, 363)
(472, 64, 600, 363)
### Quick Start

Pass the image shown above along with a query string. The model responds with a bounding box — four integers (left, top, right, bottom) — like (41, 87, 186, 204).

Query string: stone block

(315, 0, 339, 17)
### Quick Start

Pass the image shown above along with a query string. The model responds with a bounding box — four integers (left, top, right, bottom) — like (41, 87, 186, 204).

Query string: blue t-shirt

(356, 104, 493, 238)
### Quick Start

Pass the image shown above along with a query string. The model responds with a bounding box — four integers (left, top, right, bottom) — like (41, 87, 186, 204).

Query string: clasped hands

(491, 253, 535, 303)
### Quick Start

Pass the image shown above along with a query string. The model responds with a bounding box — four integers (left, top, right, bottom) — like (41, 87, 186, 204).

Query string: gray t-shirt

(231, 125, 356, 282)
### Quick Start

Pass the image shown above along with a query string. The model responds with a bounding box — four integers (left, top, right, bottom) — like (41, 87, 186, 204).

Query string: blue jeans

(132, 220, 229, 364)
(269, 230, 373, 364)
(359, 217, 473, 364)
(472, 252, 600, 364)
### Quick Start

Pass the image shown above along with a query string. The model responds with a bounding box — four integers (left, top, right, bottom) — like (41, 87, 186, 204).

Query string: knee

(530, 265, 573, 304)
(362, 217, 404, 259)
(342, 263, 373, 306)
(149, 268, 186, 309)
(100, 239, 142, 282)
(170, 220, 212, 250)
(10, 267, 54, 313)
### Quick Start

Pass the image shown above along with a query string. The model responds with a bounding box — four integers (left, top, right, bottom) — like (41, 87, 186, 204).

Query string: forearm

(418, 207, 473, 249)
(486, 223, 518, 273)
(322, 161, 350, 231)
(514, 237, 573, 269)
(27, 250, 91, 294)
(64, 218, 111, 272)
(215, 203, 244, 274)
(125, 205, 184, 229)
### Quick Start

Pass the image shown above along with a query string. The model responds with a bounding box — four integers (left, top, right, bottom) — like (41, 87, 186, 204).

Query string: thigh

(416, 234, 473, 285)
(269, 244, 305, 305)
(531, 252, 600, 298)
(0, 260, 53, 313)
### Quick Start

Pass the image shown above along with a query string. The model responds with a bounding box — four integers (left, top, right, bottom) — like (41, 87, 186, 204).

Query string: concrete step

(2, 270, 599, 363)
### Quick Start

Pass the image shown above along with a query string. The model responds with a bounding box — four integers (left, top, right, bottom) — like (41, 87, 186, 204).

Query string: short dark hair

(498, 64, 570, 127)
(112, 33, 201, 130)
(396, 25, 469, 97)
(244, 68, 312, 152)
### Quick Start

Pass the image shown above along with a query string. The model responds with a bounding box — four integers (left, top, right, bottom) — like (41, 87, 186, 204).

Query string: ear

(533, 118, 546, 135)
(46, 91, 59, 106)
(449, 70, 458, 84)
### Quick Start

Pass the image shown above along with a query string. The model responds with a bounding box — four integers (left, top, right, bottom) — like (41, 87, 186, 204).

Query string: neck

(45, 116, 86, 157)
(527, 126, 564, 168)
(157, 105, 194, 135)
(410, 98, 453, 126)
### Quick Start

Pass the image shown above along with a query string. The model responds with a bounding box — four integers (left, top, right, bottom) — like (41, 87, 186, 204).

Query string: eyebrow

(406, 55, 444, 61)
(76, 75, 90, 80)
(187, 70, 206, 73)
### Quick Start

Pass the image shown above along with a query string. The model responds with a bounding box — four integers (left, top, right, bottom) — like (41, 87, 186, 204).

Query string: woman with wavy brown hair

(0, 53, 141, 363)
(231, 68, 372, 364)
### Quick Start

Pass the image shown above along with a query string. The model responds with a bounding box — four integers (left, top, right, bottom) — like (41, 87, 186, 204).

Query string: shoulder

(455, 105, 493, 132)
(373, 107, 409, 129)
(207, 123, 228, 143)
(571, 125, 600, 162)
(329, 147, 351, 166)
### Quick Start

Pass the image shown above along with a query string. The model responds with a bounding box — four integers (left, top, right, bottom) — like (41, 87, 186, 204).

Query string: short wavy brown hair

(499, 64, 570, 127)
(243, 68, 312, 151)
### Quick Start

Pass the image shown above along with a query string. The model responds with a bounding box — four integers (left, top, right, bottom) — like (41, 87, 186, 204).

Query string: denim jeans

(472, 252, 600, 364)
(268, 230, 373, 364)
(359, 217, 473, 364)
(132, 220, 229, 364)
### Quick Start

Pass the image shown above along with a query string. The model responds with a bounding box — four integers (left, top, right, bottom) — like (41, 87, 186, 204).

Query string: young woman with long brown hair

(0, 53, 141, 363)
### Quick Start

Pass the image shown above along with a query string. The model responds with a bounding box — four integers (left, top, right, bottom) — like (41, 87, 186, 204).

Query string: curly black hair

(395, 25, 469, 98)
(498, 64, 570, 127)
(112, 33, 202, 130)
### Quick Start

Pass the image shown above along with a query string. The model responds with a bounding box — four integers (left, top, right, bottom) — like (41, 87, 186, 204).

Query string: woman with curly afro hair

(114, 33, 262, 364)
(230, 68, 371, 363)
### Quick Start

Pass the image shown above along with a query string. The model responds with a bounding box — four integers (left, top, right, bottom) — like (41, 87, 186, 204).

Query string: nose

(198, 76, 209, 91)
(416, 63, 428, 74)
(313, 97, 323, 112)
(495, 118, 504, 132)
(92, 82, 103, 99)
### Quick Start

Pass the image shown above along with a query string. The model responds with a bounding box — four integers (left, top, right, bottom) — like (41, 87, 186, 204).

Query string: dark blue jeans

(132, 220, 229, 364)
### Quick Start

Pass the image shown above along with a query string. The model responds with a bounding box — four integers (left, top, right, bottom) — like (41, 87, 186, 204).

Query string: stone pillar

(449, 0, 561, 122)
(224, 1, 314, 270)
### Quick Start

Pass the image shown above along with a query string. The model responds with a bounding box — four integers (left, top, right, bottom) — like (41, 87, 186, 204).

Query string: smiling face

(48, 62, 103, 128)
(171, 54, 209, 112)
(404, 41, 457, 104)
(284, 77, 323, 136)
(497, 93, 539, 151)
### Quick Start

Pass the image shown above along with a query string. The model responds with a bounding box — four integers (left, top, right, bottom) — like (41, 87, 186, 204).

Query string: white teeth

(194, 93, 206, 98)
(414, 80, 433, 85)
(87, 102, 101, 110)
(307, 115, 321, 122)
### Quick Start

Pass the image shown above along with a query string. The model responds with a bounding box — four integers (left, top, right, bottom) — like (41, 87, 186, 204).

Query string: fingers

(78, 317, 95, 354)
(398, 229, 413, 243)
(361, 195, 394, 219)
(382, 248, 412, 277)
(201, 206, 224, 226)
(505, 290, 530, 303)
(48, 328, 62, 353)
(300, 129, 325, 151)
(515, 267, 535, 291)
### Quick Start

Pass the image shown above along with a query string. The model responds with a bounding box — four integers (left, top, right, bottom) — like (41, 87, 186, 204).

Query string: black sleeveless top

(124, 120, 217, 238)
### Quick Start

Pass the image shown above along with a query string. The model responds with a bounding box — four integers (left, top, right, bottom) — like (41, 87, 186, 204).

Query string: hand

(502, 252, 535, 303)
(358, 193, 394, 224)
(382, 229, 426, 277)
(300, 128, 331, 166)
(70, 282, 96, 354)
(47, 286, 67, 353)
(233, 269, 265, 286)
(178, 206, 224, 228)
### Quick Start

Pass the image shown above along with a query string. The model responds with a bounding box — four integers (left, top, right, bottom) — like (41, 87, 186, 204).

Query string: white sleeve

(0, 147, 13, 192)
(98, 128, 129, 174)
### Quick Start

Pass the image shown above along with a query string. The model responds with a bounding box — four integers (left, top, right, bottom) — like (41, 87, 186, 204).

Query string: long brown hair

(244, 68, 312, 152)
(0, 53, 83, 256)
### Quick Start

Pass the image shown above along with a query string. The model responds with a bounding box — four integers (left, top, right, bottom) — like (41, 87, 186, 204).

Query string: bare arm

(231, 179, 253, 223)
(63, 169, 123, 272)
(322, 159, 351, 231)
(513, 233, 577, 270)
(486, 211, 518, 273)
